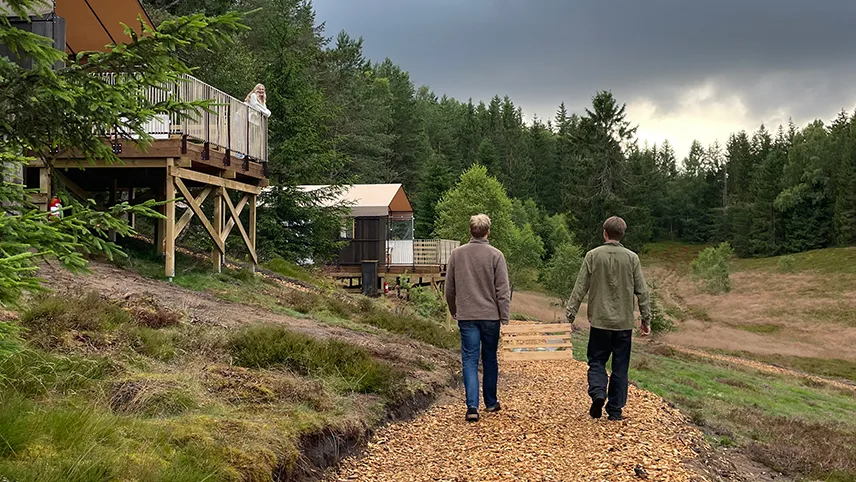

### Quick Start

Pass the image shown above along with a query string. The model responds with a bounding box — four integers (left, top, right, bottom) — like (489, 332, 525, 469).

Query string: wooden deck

(28, 138, 267, 280)
(35, 137, 268, 185)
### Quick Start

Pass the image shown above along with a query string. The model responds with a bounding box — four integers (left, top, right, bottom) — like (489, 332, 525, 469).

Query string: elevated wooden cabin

(3, 0, 269, 279)
(298, 184, 459, 275)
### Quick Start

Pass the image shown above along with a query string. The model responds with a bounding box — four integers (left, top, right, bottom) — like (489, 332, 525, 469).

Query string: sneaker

(465, 407, 479, 422)
(607, 413, 623, 421)
(485, 402, 502, 413)
(589, 397, 605, 419)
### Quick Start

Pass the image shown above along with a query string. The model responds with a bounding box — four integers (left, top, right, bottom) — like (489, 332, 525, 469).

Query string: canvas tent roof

(1, 0, 153, 54)
(298, 184, 413, 218)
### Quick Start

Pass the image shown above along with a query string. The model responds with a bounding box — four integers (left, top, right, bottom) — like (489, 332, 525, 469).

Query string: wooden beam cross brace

(174, 186, 214, 240)
(222, 187, 258, 264)
(168, 166, 262, 194)
(173, 177, 225, 254)
(221, 193, 250, 242)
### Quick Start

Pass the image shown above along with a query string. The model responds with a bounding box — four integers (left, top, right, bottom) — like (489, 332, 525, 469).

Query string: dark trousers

(458, 320, 500, 409)
(587, 327, 632, 417)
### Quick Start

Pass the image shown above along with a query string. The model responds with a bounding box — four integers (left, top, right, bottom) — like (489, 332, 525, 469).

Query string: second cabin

(298, 184, 459, 273)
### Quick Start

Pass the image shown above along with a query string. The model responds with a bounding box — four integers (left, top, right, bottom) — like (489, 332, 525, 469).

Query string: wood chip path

(330, 360, 707, 481)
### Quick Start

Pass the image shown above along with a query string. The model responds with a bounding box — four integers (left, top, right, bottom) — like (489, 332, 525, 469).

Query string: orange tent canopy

(57, 0, 153, 54)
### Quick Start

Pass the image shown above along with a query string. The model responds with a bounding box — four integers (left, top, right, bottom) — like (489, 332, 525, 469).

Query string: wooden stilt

(109, 178, 118, 242)
(212, 187, 223, 273)
(164, 159, 176, 280)
(249, 194, 257, 271)
(129, 188, 136, 229)
(155, 183, 166, 257)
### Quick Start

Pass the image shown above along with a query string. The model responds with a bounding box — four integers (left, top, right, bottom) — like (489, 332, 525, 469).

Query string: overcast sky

(312, 0, 856, 158)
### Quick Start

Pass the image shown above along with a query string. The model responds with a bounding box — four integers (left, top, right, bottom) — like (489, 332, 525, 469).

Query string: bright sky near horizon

(312, 0, 856, 159)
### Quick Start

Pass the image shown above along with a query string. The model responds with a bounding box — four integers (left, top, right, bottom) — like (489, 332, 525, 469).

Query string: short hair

(470, 214, 491, 238)
(603, 216, 627, 240)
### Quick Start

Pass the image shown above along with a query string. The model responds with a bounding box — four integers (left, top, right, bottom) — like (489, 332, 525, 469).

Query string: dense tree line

(147, 0, 856, 262)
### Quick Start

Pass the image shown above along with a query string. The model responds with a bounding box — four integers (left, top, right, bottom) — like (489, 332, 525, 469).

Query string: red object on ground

(384, 281, 389, 294)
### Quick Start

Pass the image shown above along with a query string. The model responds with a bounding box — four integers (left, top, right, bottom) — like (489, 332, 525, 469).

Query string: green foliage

(542, 242, 584, 301)
(407, 286, 448, 320)
(434, 165, 517, 253)
(647, 283, 675, 334)
(506, 223, 545, 290)
(264, 257, 314, 283)
(354, 300, 458, 349)
(777, 255, 797, 273)
(540, 213, 574, 259)
(256, 185, 347, 264)
(0, 389, 233, 482)
(691, 242, 734, 294)
(229, 325, 400, 395)
(0, 320, 22, 357)
(434, 165, 546, 289)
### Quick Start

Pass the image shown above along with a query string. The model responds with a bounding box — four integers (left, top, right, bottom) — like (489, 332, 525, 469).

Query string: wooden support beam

(222, 187, 257, 264)
(174, 186, 213, 240)
(174, 177, 225, 254)
(39, 167, 50, 211)
(212, 187, 224, 272)
(29, 158, 191, 169)
(54, 170, 108, 210)
(169, 166, 262, 194)
(155, 182, 166, 256)
(165, 159, 176, 279)
(249, 194, 257, 269)
(221, 194, 249, 242)
(109, 178, 118, 242)
(129, 188, 136, 229)
(129, 189, 156, 206)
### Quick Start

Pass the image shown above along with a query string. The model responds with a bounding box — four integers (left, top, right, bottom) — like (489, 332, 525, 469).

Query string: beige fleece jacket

(444, 238, 511, 323)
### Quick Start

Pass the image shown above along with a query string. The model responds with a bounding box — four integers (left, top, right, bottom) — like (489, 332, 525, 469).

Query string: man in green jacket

(565, 216, 651, 421)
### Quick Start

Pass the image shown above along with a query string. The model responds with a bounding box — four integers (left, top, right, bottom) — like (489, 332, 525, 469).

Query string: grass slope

(631, 241, 856, 480)
(572, 331, 856, 481)
(0, 242, 459, 480)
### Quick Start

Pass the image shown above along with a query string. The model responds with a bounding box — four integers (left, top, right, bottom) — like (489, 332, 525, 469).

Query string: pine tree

(476, 138, 500, 174)
(528, 117, 559, 213)
(832, 111, 856, 245)
(414, 153, 454, 238)
(323, 32, 394, 183)
(374, 59, 431, 193)
(775, 121, 835, 252)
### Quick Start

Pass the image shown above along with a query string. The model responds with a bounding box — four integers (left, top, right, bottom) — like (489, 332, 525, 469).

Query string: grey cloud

(312, 0, 856, 129)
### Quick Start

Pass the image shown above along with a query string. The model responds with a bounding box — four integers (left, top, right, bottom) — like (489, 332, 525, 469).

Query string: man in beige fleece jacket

(445, 214, 511, 422)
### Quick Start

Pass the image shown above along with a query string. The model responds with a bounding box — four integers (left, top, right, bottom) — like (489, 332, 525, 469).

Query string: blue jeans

(458, 320, 500, 409)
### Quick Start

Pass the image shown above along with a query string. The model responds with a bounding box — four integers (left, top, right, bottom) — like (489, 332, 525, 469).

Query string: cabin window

(341, 218, 355, 239)
(389, 219, 413, 241)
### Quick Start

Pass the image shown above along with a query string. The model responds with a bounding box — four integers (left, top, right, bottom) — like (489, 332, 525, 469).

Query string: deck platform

(26, 75, 270, 280)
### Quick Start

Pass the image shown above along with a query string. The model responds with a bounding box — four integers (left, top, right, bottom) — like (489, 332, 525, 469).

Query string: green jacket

(565, 241, 651, 331)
